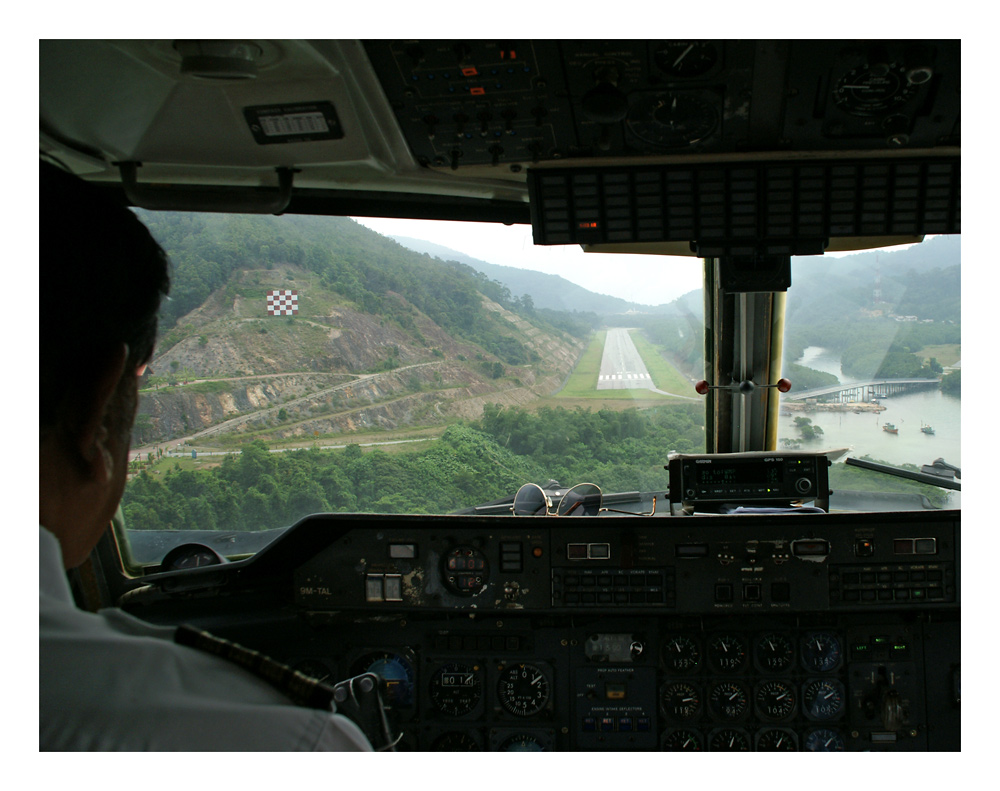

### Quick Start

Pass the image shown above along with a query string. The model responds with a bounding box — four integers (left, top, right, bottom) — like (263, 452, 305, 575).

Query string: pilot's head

(39, 160, 170, 568)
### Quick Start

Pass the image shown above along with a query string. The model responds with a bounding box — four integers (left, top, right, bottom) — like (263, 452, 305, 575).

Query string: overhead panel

(362, 40, 960, 173)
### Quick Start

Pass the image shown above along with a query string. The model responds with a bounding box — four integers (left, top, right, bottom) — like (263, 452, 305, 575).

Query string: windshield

(120, 212, 960, 565)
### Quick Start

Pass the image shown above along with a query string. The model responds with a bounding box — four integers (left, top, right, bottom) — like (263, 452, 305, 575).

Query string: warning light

(500, 50, 517, 60)
(470, 87, 485, 96)
(577, 221, 599, 229)
(461, 66, 478, 77)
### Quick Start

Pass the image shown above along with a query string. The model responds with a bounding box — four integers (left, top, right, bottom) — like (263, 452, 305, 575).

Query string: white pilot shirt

(39, 525, 372, 751)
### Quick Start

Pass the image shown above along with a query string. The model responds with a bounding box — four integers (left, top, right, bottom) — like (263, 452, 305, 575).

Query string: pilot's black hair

(39, 160, 170, 436)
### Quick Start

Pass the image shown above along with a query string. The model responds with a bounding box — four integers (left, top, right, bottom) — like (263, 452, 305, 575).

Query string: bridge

(784, 377, 941, 402)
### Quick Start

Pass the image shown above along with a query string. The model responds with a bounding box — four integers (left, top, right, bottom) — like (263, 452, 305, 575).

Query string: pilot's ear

(76, 343, 129, 484)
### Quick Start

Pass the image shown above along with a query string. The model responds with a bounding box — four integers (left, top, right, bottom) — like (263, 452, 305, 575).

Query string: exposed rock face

(135, 273, 585, 447)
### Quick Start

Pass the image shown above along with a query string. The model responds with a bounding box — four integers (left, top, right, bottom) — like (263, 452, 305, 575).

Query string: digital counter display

(695, 461, 783, 486)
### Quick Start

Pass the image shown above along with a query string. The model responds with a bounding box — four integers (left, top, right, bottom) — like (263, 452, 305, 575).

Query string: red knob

(694, 380, 710, 395)
(777, 378, 792, 393)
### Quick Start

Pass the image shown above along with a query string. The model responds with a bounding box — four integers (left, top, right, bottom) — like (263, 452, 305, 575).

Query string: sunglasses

(511, 482, 656, 516)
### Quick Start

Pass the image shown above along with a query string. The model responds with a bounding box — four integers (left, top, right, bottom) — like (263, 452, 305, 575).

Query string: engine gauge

(429, 662, 483, 717)
(801, 632, 842, 673)
(626, 92, 718, 149)
(833, 63, 918, 117)
(499, 733, 546, 751)
(756, 728, 798, 751)
(352, 651, 415, 708)
(755, 680, 797, 721)
(803, 679, 846, 721)
(708, 634, 748, 672)
(804, 727, 846, 752)
(663, 729, 703, 751)
(709, 681, 749, 720)
(662, 635, 701, 673)
(661, 681, 701, 720)
(432, 731, 482, 750)
(755, 633, 795, 673)
(708, 727, 751, 751)
(497, 663, 550, 717)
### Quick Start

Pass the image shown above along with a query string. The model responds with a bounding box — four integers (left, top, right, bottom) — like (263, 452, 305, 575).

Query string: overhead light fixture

(173, 40, 263, 79)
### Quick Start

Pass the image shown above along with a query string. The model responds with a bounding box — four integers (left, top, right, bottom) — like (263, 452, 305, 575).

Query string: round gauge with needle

(709, 681, 749, 720)
(756, 728, 798, 751)
(662, 681, 701, 720)
(801, 632, 842, 673)
(803, 679, 846, 720)
(429, 662, 483, 717)
(708, 727, 751, 751)
(755, 680, 797, 720)
(708, 634, 748, 672)
(755, 633, 795, 672)
(664, 729, 703, 751)
(833, 63, 918, 116)
(497, 663, 550, 716)
(662, 635, 701, 673)
(432, 732, 482, 750)
(626, 92, 718, 149)
(804, 727, 846, 751)
(653, 41, 719, 78)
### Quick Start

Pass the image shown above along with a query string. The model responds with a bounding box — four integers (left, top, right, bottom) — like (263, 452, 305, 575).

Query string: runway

(596, 328, 656, 390)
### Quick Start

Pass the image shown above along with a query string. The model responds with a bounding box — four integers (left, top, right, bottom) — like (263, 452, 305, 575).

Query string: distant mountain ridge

(391, 235, 676, 316)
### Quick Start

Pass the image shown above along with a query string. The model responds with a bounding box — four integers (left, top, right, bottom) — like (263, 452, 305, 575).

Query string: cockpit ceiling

(39, 39, 960, 228)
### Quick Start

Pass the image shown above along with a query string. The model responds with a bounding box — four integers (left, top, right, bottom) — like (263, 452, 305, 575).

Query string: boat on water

(921, 423, 936, 435)
(883, 423, 899, 434)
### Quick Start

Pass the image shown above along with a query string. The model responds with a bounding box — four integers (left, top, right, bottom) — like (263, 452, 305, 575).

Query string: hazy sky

(354, 216, 931, 306)
(353, 217, 705, 305)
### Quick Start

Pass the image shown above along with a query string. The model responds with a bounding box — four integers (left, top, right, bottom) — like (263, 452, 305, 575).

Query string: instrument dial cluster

(274, 614, 933, 751)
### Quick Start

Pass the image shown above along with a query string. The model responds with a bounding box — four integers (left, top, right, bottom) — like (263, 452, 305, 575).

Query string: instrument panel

(128, 510, 960, 751)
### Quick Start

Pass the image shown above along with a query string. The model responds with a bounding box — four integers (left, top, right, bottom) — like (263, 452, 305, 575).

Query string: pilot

(38, 161, 371, 750)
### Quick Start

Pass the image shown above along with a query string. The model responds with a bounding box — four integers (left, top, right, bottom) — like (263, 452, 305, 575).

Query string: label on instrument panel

(244, 101, 345, 144)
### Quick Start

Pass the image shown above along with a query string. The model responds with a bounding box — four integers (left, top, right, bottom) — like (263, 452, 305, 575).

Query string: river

(779, 347, 961, 470)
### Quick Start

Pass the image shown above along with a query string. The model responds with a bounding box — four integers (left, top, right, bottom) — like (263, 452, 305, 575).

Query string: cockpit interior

(39, 39, 960, 752)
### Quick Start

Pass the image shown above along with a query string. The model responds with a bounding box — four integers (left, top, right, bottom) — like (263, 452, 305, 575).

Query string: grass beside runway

(629, 331, 695, 396)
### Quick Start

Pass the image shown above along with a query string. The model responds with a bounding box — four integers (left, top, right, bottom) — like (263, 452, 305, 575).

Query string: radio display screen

(695, 461, 784, 486)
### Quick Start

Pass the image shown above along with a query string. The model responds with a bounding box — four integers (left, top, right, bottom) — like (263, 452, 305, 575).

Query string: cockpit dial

(661, 681, 701, 720)
(497, 663, 550, 717)
(351, 651, 415, 707)
(626, 92, 718, 149)
(429, 662, 483, 717)
(709, 727, 751, 751)
(662, 635, 701, 673)
(754, 633, 795, 673)
(803, 679, 846, 721)
(801, 632, 842, 673)
(708, 634, 748, 672)
(755, 680, 797, 720)
(709, 681, 749, 720)
(756, 728, 798, 751)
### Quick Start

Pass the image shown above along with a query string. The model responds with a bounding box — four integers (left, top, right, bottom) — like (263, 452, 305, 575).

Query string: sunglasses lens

(557, 483, 602, 516)
(513, 483, 548, 515)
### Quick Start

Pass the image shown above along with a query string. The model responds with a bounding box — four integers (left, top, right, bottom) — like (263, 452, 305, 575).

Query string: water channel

(777, 347, 961, 470)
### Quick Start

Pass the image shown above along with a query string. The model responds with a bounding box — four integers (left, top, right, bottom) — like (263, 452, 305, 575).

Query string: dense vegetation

(137, 211, 586, 367)
(122, 404, 704, 530)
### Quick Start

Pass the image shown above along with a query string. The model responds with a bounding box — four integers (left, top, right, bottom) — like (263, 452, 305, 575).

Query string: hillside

(133, 213, 586, 448)
(391, 235, 674, 316)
